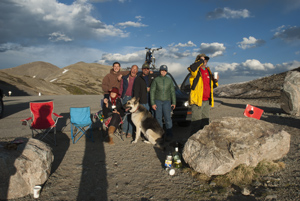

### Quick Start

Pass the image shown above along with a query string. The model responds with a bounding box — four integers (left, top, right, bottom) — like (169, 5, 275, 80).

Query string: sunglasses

(143, 68, 150, 70)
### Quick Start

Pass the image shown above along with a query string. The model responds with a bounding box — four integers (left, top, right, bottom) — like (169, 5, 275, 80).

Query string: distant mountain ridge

(214, 67, 300, 102)
(1, 61, 60, 80)
(0, 61, 112, 96)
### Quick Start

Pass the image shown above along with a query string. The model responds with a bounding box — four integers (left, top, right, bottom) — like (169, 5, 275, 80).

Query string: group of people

(97, 53, 219, 145)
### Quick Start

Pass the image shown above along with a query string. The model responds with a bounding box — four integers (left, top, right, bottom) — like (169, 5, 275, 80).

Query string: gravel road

(1, 95, 299, 200)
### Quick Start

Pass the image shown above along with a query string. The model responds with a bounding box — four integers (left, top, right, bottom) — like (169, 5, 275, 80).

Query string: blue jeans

(122, 96, 134, 135)
(155, 100, 173, 137)
(141, 103, 150, 110)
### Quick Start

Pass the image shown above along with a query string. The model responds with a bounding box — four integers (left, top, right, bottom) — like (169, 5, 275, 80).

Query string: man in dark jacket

(133, 63, 155, 110)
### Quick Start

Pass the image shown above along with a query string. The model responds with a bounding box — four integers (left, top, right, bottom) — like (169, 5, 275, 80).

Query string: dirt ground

(5, 97, 300, 201)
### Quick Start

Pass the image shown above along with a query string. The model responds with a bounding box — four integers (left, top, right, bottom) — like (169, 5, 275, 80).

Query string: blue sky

(0, 0, 300, 85)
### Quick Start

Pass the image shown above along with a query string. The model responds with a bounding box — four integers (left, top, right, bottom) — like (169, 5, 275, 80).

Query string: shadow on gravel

(154, 146, 167, 169)
(215, 99, 246, 110)
(215, 99, 283, 113)
(56, 112, 71, 134)
(215, 99, 300, 129)
(0, 140, 23, 200)
(77, 123, 108, 200)
(261, 114, 300, 129)
(2, 99, 53, 118)
(226, 195, 258, 200)
(50, 132, 70, 174)
(0, 81, 30, 97)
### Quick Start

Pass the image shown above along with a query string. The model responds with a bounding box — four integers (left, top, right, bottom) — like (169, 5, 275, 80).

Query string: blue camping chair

(70, 107, 94, 144)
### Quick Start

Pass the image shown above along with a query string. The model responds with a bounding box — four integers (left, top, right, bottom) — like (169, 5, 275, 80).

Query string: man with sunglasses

(133, 63, 155, 110)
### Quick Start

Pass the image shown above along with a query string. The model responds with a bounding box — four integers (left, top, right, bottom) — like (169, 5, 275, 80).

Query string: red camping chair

(21, 101, 62, 146)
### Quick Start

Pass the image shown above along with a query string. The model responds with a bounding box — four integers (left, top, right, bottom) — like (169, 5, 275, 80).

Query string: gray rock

(241, 187, 251, 196)
(182, 117, 290, 176)
(281, 71, 300, 116)
(265, 194, 277, 200)
(0, 138, 53, 199)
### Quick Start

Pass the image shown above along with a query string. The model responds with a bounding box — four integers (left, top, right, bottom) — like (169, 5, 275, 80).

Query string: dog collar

(132, 106, 139, 113)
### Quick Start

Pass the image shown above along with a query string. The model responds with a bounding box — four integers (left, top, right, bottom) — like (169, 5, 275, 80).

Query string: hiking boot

(108, 126, 116, 145)
(108, 135, 114, 145)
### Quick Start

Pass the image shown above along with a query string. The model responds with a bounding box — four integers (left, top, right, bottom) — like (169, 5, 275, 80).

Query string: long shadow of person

(50, 132, 70, 174)
(153, 146, 167, 169)
(0, 139, 23, 200)
(77, 121, 108, 200)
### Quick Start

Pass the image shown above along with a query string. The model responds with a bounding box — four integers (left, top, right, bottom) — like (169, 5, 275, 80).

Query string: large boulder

(0, 138, 53, 199)
(182, 117, 290, 176)
(281, 71, 300, 116)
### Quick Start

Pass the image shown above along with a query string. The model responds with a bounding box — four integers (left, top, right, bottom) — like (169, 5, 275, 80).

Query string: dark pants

(190, 101, 210, 136)
(109, 113, 122, 128)
(190, 118, 209, 136)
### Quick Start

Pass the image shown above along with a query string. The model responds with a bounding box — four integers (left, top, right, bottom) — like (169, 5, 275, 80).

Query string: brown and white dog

(124, 97, 164, 149)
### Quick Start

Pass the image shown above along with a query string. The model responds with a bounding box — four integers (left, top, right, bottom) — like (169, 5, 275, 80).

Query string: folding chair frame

(96, 110, 129, 142)
(21, 101, 62, 146)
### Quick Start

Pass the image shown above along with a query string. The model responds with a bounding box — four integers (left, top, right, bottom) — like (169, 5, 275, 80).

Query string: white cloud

(135, 16, 143, 21)
(212, 59, 282, 76)
(90, 0, 112, 2)
(276, 60, 300, 70)
(273, 25, 300, 42)
(174, 41, 196, 48)
(117, 21, 147, 28)
(210, 59, 298, 85)
(242, 59, 274, 71)
(48, 32, 72, 42)
(99, 50, 145, 64)
(0, 0, 128, 46)
(0, 43, 22, 52)
(237, 36, 265, 49)
(199, 42, 226, 58)
(206, 7, 251, 19)
(215, 63, 239, 72)
(96, 42, 196, 68)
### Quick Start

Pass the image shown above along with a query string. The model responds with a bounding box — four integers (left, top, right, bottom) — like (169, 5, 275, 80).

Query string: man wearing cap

(188, 54, 219, 136)
(150, 65, 176, 142)
(133, 63, 155, 110)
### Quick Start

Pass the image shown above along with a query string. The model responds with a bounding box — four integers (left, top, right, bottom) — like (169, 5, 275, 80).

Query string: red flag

(244, 104, 264, 120)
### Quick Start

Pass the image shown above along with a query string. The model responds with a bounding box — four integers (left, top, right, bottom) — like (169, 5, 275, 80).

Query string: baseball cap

(142, 63, 150, 69)
(159, 65, 168, 72)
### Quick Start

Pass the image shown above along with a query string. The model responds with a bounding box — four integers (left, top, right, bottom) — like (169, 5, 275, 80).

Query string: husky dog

(124, 97, 164, 149)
